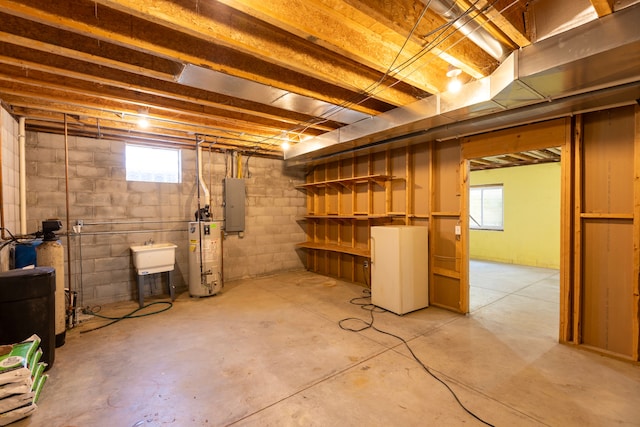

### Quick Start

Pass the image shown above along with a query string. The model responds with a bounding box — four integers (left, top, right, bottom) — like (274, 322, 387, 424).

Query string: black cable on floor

(80, 301, 173, 333)
(339, 290, 495, 427)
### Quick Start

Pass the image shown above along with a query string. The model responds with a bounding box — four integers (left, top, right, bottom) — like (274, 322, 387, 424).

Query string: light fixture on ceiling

(138, 116, 149, 129)
(280, 131, 290, 151)
(137, 108, 150, 129)
(446, 65, 462, 93)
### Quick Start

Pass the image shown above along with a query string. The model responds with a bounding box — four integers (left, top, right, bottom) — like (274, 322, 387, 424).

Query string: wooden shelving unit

(295, 150, 429, 284)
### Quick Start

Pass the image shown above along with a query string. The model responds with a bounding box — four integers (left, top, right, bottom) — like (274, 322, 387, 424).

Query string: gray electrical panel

(224, 178, 245, 232)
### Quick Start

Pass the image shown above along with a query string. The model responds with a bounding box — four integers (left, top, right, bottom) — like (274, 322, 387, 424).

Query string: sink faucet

(145, 238, 154, 246)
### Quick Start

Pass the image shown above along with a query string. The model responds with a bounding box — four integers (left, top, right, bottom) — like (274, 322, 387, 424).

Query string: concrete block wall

(0, 108, 20, 271)
(25, 131, 307, 307)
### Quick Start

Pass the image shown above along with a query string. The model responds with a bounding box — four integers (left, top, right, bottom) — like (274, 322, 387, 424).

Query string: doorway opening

(467, 148, 561, 339)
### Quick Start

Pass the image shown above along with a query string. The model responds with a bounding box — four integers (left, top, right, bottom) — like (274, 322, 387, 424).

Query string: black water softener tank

(0, 267, 56, 368)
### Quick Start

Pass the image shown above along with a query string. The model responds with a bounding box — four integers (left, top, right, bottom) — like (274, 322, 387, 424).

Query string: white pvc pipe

(197, 143, 210, 207)
(19, 117, 26, 235)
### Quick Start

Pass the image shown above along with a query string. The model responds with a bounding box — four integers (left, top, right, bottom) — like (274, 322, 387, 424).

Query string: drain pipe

(196, 138, 211, 210)
(19, 117, 26, 235)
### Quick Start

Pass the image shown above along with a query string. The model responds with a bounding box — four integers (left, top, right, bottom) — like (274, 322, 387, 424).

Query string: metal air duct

(426, 0, 509, 60)
(285, 4, 640, 165)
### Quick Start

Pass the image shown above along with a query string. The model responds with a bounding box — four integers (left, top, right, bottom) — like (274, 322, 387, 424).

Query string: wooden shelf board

(295, 174, 394, 190)
(296, 242, 370, 257)
(304, 214, 391, 220)
(580, 212, 633, 219)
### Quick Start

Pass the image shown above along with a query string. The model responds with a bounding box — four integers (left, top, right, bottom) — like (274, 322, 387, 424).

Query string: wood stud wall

(298, 106, 640, 361)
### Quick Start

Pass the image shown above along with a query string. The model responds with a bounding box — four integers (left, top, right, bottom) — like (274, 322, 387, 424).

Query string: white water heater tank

(188, 221, 223, 297)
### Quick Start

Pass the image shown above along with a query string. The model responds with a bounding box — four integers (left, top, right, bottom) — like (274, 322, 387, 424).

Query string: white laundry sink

(130, 243, 177, 275)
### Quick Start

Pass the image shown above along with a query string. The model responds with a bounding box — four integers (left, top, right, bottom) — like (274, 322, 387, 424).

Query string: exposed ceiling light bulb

(281, 141, 290, 150)
(138, 116, 149, 128)
(448, 78, 462, 93)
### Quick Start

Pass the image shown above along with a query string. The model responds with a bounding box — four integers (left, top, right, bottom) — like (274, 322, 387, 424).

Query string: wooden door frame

(459, 118, 574, 342)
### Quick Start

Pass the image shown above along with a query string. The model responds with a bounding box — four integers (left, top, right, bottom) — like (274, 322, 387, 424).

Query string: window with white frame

(470, 185, 504, 230)
(125, 144, 181, 183)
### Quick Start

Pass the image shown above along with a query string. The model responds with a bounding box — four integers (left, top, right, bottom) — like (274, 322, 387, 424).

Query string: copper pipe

(64, 114, 73, 297)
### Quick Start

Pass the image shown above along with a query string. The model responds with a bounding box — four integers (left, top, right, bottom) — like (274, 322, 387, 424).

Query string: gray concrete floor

(13, 261, 640, 426)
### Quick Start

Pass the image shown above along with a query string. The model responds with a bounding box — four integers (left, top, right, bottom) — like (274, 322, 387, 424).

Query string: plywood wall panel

(355, 222, 369, 250)
(354, 256, 369, 284)
(354, 154, 369, 176)
(314, 221, 326, 243)
(341, 158, 353, 179)
(326, 221, 339, 245)
(354, 183, 368, 214)
(412, 143, 430, 216)
(316, 187, 326, 214)
(327, 252, 340, 277)
(433, 141, 461, 214)
(582, 219, 633, 357)
(371, 151, 386, 174)
(314, 166, 326, 182)
(326, 187, 339, 214)
(341, 254, 354, 282)
(372, 185, 386, 215)
(432, 217, 459, 272)
(340, 221, 353, 246)
(339, 187, 352, 215)
(461, 118, 566, 159)
(430, 139, 463, 312)
(390, 148, 407, 213)
(326, 161, 340, 180)
(583, 108, 634, 214)
(431, 275, 461, 310)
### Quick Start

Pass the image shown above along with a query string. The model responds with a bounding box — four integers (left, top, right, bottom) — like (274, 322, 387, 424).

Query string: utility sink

(130, 243, 177, 275)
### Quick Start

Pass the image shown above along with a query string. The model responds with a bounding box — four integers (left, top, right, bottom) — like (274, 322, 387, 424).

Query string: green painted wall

(469, 162, 560, 269)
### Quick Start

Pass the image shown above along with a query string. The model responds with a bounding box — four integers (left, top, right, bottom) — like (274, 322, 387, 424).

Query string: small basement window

(470, 185, 503, 230)
(126, 144, 181, 183)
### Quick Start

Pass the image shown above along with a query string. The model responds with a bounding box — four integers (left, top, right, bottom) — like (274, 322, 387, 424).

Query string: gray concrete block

(68, 150, 94, 163)
(68, 178, 95, 192)
(96, 180, 127, 193)
(74, 192, 112, 207)
(76, 165, 110, 178)
(95, 206, 127, 219)
(94, 256, 129, 272)
(36, 161, 67, 178)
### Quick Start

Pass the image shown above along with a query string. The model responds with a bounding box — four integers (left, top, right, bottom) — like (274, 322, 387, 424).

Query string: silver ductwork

(426, 0, 509, 60)
(177, 64, 370, 125)
(285, 4, 640, 165)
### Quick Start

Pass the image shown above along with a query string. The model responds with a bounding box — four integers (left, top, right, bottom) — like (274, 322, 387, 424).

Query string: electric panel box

(224, 178, 245, 232)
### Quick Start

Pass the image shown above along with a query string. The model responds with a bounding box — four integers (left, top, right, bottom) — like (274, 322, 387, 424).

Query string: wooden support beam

(573, 115, 584, 345)
(633, 104, 640, 361)
(590, 0, 614, 17)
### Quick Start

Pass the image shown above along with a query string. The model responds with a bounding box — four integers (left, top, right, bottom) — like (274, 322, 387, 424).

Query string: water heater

(188, 221, 223, 297)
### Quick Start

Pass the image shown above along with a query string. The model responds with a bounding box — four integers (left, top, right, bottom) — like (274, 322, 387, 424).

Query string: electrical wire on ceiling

(251, 0, 481, 148)
(336, 0, 502, 112)
(110, 0, 507, 154)
(371, 0, 517, 96)
(373, 0, 435, 94)
(278, 0, 496, 141)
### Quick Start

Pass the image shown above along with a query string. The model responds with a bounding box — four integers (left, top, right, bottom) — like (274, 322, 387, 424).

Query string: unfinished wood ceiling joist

(0, 0, 628, 157)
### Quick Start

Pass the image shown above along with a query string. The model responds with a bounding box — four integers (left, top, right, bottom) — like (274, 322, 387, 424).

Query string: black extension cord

(80, 301, 173, 334)
(339, 290, 495, 427)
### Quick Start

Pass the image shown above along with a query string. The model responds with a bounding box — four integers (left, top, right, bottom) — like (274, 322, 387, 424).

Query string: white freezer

(370, 226, 429, 315)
